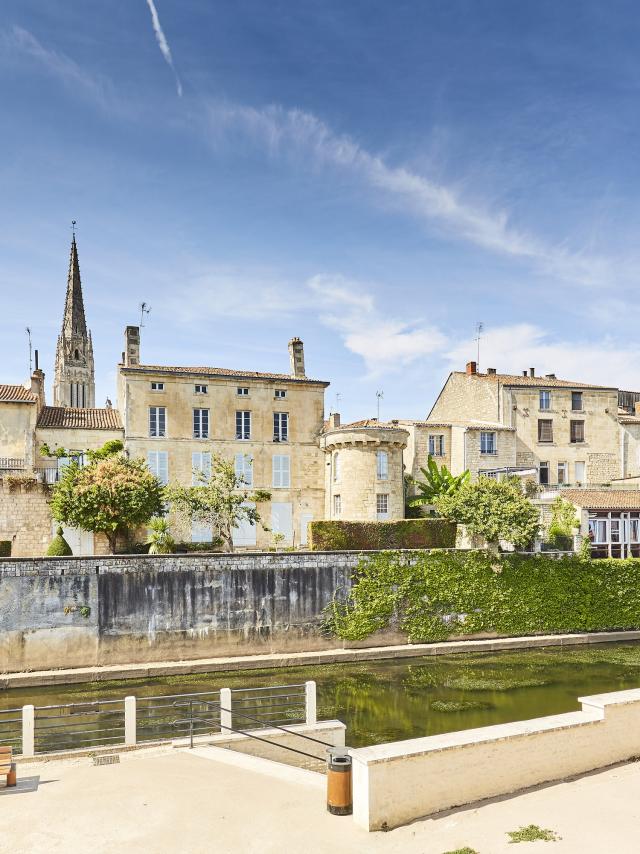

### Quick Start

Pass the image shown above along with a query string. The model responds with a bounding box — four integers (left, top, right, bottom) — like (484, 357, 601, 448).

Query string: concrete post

(220, 688, 232, 734)
(124, 696, 136, 747)
(22, 705, 35, 757)
(305, 681, 317, 726)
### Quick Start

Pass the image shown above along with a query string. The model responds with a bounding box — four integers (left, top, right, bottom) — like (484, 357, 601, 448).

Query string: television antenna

(25, 327, 32, 374)
(475, 321, 484, 369)
(376, 390, 384, 422)
(334, 392, 342, 414)
(139, 302, 151, 328)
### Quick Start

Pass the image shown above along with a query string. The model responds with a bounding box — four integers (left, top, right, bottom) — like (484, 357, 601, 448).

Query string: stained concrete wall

(0, 552, 362, 672)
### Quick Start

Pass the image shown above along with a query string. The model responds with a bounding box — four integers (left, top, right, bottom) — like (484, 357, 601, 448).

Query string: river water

(3, 642, 640, 748)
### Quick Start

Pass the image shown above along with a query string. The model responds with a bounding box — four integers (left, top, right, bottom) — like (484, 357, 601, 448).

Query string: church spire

(53, 229, 95, 408)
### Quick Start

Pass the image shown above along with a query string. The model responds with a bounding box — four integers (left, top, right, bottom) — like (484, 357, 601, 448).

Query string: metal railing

(8, 682, 317, 758)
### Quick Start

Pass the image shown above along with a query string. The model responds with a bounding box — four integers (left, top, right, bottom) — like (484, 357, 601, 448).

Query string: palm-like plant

(407, 456, 470, 507)
(147, 517, 175, 554)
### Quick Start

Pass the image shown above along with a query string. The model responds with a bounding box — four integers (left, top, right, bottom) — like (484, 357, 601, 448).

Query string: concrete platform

(2, 744, 640, 852)
(2, 629, 639, 689)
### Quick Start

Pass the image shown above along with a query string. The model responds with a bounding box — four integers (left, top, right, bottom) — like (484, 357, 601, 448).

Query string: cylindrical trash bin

(327, 750, 352, 816)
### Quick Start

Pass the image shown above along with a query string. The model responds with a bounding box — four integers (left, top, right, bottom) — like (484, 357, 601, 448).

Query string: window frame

(539, 460, 550, 485)
(149, 406, 166, 438)
(274, 389, 287, 399)
(557, 461, 568, 485)
(537, 418, 554, 444)
(150, 381, 165, 392)
(237, 387, 249, 397)
(539, 390, 551, 411)
(571, 391, 583, 412)
(234, 453, 253, 487)
(273, 412, 289, 442)
(570, 419, 585, 444)
(193, 408, 210, 440)
(376, 493, 389, 519)
(428, 434, 445, 457)
(272, 454, 291, 488)
(480, 431, 497, 455)
(194, 384, 208, 394)
(333, 494, 342, 516)
(235, 410, 251, 440)
(376, 450, 389, 480)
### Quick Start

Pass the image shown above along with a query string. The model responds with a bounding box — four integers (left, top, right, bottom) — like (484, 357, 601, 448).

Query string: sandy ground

(1, 747, 639, 854)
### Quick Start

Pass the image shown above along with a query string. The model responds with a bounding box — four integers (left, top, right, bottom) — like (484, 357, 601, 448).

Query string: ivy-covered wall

(328, 550, 640, 642)
(308, 519, 457, 551)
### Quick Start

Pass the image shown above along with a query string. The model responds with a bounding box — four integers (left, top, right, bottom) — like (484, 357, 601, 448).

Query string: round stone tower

(320, 417, 409, 521)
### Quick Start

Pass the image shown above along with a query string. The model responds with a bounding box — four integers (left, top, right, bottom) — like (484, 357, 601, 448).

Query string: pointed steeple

(53, 230, 95, 408)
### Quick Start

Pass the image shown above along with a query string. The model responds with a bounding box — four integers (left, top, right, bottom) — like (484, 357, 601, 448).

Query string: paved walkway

(1, 747, 639, 853)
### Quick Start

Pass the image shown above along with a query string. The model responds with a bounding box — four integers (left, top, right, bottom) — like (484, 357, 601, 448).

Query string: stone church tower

(53, 235, 95, 408)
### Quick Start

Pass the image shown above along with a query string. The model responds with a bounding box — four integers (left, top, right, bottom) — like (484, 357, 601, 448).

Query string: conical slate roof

(61, 235, 87, 339)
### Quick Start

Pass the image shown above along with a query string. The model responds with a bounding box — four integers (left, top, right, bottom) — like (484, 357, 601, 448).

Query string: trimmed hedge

(308, 519, 456, 551)
(0, 541, 11, 557)
(327, 550, 640, 642)
(46, 527, 72, 556)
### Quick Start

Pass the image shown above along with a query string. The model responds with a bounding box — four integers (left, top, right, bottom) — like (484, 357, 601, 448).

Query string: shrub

(173, 539, 224, 553)
(308, 519, 457, 551)
(0, 541, 11, 557)
(46, 527, 73, 556)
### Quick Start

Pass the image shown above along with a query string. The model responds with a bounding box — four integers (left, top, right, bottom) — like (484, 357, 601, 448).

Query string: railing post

(22, 705, 34, 757)
(124, 696, 136, 746)
(305, 681, 317, 726)
(220, 688, 232, 734)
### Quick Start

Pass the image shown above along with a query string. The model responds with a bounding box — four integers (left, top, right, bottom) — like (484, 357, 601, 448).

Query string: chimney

(466, 361, 477, 375)
(124, 326, 140, 367)
(34, 349, 39, 371)
(29, 352, 45, 406)
(529, 368, 535, 377)
(545, 373, 556, 380)
(288, 337, 305, 378)
(487, 368, 497, 375)
(522, 370, 528, 377)
(328, 412, 340, 429)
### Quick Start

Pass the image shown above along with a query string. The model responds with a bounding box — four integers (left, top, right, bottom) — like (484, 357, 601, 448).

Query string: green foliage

(430, 700, 493, 712)
(174, 539, 224, 552)
(168, 453, 271, 552)
(49, 452, 165, 554)
(46, 526, 73, 556)
(578, 536, 592, 560)
(408, 456, 470, 506)
(507, 825, 559, 843)
(147, 517, 175, 554)
(547, 497, 580, 551)
(327, 550, 640, 643)
(435, 477, 539, 549)
(309, 519, 456, 551)
(0, 541, 11, 557)
(441, 848, 480, 854)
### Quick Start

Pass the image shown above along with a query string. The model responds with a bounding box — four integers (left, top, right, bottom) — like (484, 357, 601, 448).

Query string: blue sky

(2, 1, 640, 420)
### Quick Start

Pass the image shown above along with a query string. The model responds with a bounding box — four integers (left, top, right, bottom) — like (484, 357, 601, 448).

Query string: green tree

(46, 526, 73, 556)
(407, 456, 470, 509)
(168, 453, 271, 552)
(147, 517, 175, 554)
(435, 476, 539, 550)
(49, 442, 165, 553)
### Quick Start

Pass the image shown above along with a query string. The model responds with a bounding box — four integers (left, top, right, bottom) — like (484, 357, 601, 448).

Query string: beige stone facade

(320, 418, 408, 522)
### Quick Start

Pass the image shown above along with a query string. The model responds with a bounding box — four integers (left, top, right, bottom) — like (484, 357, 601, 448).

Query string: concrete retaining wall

(351, 687, 640, 831)
(0, 552, 362, 672)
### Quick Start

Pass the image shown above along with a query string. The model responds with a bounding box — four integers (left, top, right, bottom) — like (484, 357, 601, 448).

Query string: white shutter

(300, 512, 313, 547)
(191, 520, 211, 542)
(273, 455, 290, 488)
(192, 452, 211, 484)
(148, 451, 168, 485)
(232, 501, 257, 546)
(235, 454, 253, 486)
(271, 502, 293, 545)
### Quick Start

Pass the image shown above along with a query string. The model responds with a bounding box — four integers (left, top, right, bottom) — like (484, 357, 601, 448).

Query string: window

(557, 462, 568, 485)
(539, 461, 549, 485)
(149, 406, 166, 437)
(272, 455, 291, 488)
(539, 390, 551, 410)
(570, 420, 585, 443)
(274, 389, 287, 399)
(538, 419, 553, 443)
(234, 454, 253, 486)
(376, 494, 389, 519)
(273, 412, 289, 442)
(147, 451, 168, 485)
(480, 431, 497, 454)
(333, 494, 341, 516)
(151, 382, 164, 391)
(193, 408, 209, 439)
(589, 518, 607, 543)
(236, 411, 251, 440)
(428, 434, 445, 456)
(376, 450, 389, 480)
(192, 452, 211, 485)
(195, 384, 208, 394)
(333, 451, 340, 482)
(237, 387, 249, 396)
(572, 391, 583, 411)
(575, 461, 586, 483)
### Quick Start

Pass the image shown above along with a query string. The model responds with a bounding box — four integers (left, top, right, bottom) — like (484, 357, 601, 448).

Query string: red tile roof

(453, 371, 616, 390)
(121, 364, 329, 386)
(561, 489, 640, 510)
(0, 385, 37, 403)
(324, 418, 408, 432)
(37, 407, 123, 430)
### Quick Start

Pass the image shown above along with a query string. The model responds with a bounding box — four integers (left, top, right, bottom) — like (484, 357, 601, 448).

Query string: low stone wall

(0, 552, 366, 672)
(351, 687, 640, 831)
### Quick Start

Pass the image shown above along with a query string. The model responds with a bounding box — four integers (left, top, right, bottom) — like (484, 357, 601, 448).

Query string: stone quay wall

(0, 551, 369, 673)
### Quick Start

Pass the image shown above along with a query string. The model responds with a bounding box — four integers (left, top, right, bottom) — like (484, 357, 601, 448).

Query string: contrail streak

(144, 0, 182, 96)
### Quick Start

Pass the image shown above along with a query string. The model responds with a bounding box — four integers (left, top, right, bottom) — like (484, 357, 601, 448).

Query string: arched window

(74, 349, 80, 360)
(333, 451, 340, 482)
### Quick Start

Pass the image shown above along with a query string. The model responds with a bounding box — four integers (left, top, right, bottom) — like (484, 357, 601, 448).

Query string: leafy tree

(168, 453, 271, 552)
(147, 517, 175, 554)
(49, 442, 165, 553)
(547, 497, 580, 551)
(435, 476, 539, 550)
(407, 456, 470, 508)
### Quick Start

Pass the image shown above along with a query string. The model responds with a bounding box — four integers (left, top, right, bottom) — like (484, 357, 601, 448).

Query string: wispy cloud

(144, 0, 182, 97)
(205, 102, 616, 288)
(446, 323, 640, 390)
(309, 274, 447, 376)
